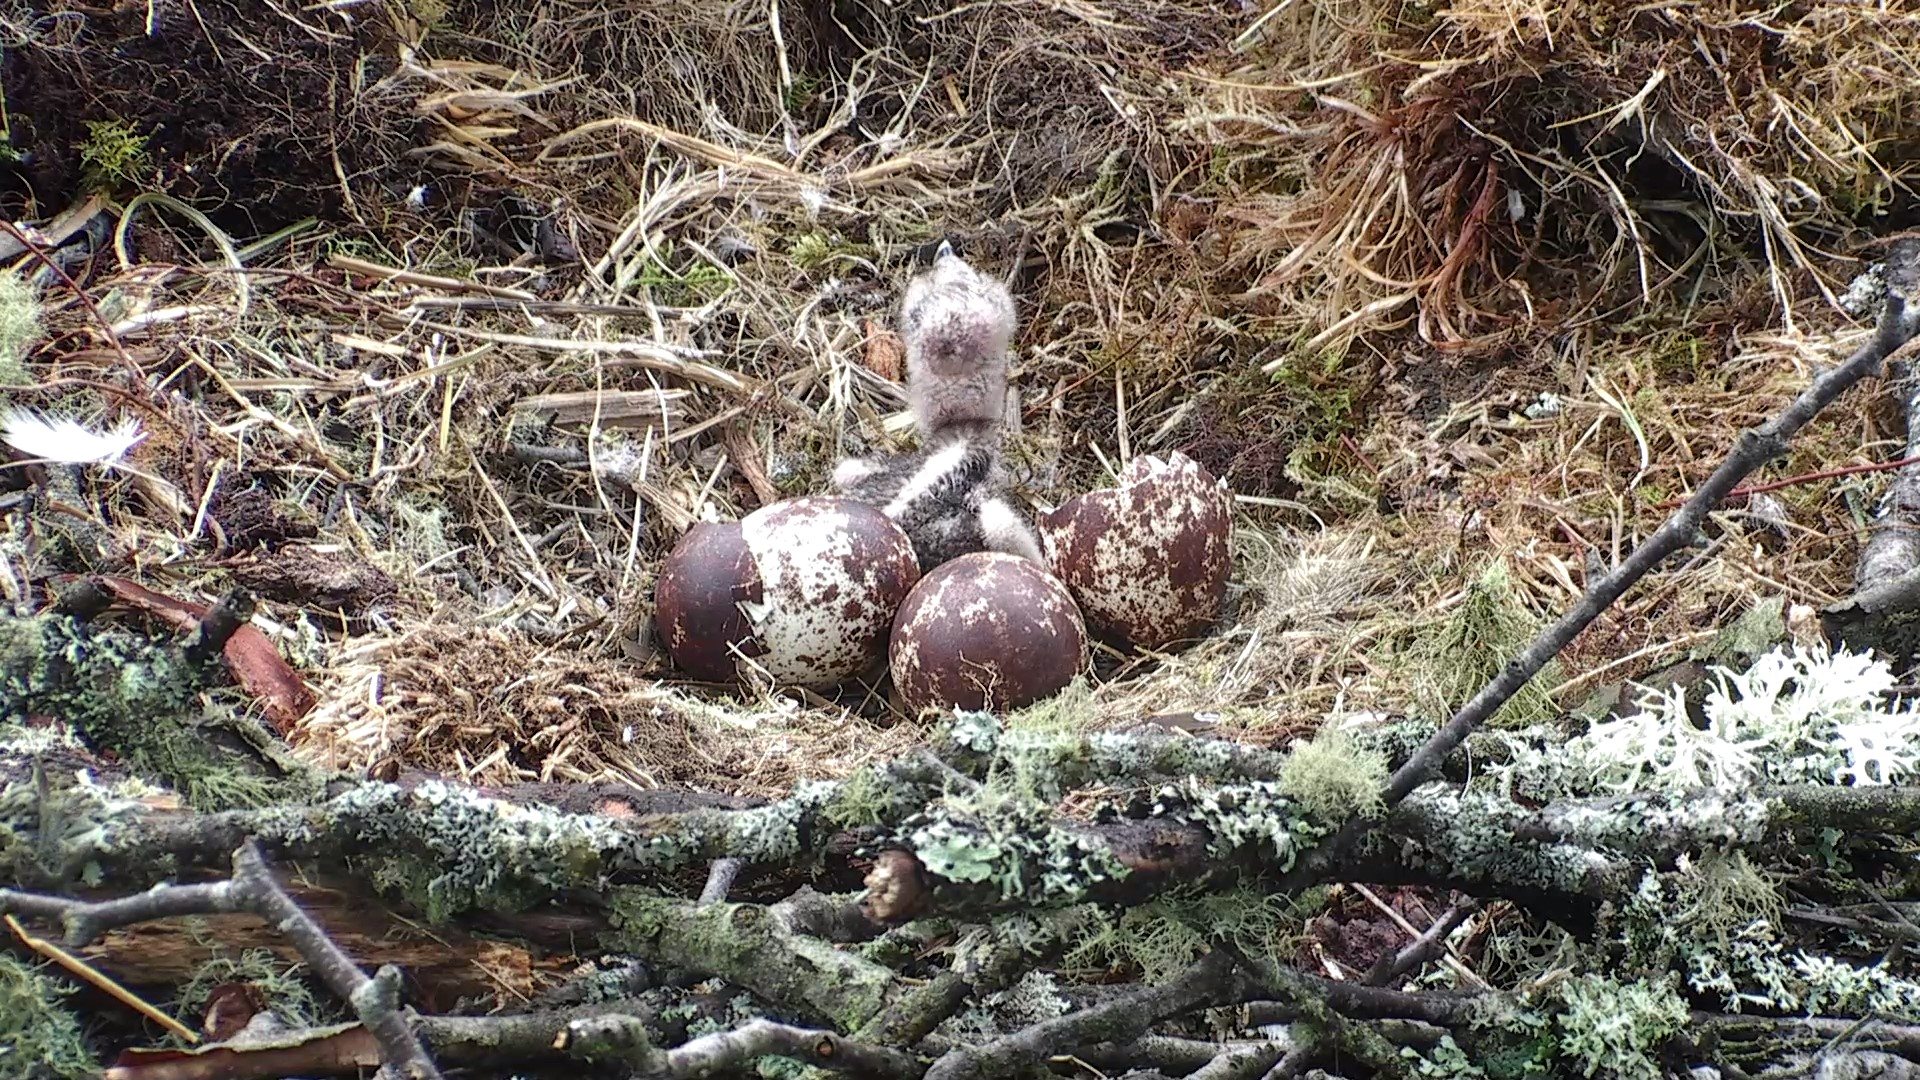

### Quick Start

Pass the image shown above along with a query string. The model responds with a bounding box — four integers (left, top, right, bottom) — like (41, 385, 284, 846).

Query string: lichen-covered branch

(1281, 242, 1920, 891)
(603, 890, 907, 1033)
(646, 1019, 922, 1078)
(923, 950, 1243, 1080)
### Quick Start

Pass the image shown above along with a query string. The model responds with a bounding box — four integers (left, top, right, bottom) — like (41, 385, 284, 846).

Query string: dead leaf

(107, 1022, 379, 1080)
(201, 983, 268, 1041)
(862, 319, 904, 382)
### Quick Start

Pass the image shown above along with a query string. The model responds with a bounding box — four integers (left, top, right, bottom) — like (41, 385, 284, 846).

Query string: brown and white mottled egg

(654, 519, 758, 682)
(654, 497, 920, 689)
(1037, 451, 1232, 652)
(889, 552, 1088, 717)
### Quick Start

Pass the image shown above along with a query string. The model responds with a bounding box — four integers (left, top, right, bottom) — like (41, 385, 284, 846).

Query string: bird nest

(1, 0, 1911, 798)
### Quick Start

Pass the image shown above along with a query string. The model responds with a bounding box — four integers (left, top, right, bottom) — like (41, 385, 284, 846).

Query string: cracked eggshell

(653, 498, 920, 689)
(735, 496, 921, 689)
(889, 552, 1089, 717)
(1037, 451, 1232, 652)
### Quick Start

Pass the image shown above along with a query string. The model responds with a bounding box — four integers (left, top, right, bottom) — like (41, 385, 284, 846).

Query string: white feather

(1, 408, 146, 465)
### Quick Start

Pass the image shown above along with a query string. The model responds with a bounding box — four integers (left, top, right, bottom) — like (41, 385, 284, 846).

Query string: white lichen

(1486, 644, 1920, 799)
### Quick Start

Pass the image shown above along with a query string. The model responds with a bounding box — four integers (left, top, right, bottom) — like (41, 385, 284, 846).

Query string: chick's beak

(935, 239, 955, 260)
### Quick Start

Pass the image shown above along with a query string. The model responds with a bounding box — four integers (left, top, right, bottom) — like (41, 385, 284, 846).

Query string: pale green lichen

(1402, 1034, 1486, 1079)
(1393, 788, 1614, 897)
(1525, 788, 1772, 855)
(1061, 886, 1317, 982)
(937, 970, 1072, 1042)
(1619, 868, 1920, 1016)
(1548, 973, 1689, 1080)
(280, 780, 665, 920)
(939, 709, 1003, 758)
(0, 269, 41, 384)
(0, 954, 98, 1079)
(605, 891, 894, 1033)
(1277, 720, 1388, 823)
(721, 779, 839, 862)
(1140, 778, 1321, 867)
(904, 792, 1130, 905)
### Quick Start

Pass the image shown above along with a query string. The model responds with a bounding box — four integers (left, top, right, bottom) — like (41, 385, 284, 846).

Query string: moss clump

(1278, 721, 1388, 824)
(0, 270, 41, 385)
(0, 954, 99, 1080)
(0, 613, 319, 811)
(1062, 886, 1318, 982)
(78, 119, 149, 192)
(1403, 561, 1560, 728)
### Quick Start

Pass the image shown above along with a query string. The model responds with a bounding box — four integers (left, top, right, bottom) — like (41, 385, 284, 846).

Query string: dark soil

(2, 1, 421, 236)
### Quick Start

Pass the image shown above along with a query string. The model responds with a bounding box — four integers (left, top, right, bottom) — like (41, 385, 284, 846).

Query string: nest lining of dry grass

(2, 0, 1914, 796)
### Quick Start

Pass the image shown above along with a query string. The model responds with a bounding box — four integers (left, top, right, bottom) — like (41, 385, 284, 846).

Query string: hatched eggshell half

(1037, 451, 1231, 651)
(890, 551, 1089, 717)
(737, 496, 921, 689)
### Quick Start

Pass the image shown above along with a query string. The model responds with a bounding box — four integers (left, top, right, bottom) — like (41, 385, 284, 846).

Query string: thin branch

(183, 587, 257, 664)
(1652, 451, 1920, 510)
(922, 950, 1243, 1080)
(1281, 247, 1920, 890)
(699, 857, 746, 905)
(651, 1019, 922, 1078)
(1364, 900, 1480, 987)
(231, 842, 440, 1080)
(0, 842, 444, 1080)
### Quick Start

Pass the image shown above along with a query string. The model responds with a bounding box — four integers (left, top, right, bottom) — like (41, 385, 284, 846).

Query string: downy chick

(898, 239, 1017, 447)
(833, 439, 1045, 571)
(831, 241, 1044, 572)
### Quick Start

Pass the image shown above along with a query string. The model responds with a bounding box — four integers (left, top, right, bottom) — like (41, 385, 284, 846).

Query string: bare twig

(1280, 249, 1920, 890)
(183, 587, 257, 665)
(923, 950, 1242, 1080)
(648, 1018, 922, 1078)
(0, 842, 444, 1080)
(1364, 899, 1481, 987)
(699, 857, 746, 905)
(1652, 450, 1920, 510)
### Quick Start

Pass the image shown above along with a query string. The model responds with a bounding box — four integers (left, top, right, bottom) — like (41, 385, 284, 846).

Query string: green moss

(0, 613, 321, 811)
(0, 270, 41, 384)
(79, 119, 149, 192)
(1402, 561, 1561, 728)
(628, 239, 732, 303)
(1277, 722, 1388, 823)
(0, 954, 99, 1080)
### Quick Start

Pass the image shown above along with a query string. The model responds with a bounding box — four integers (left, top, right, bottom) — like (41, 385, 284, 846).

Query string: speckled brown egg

(653, 520, 759, 682)
(889, 552, 1089, 717)
(1037, 451, 1232, 652)
(654, 498, 921, 689)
